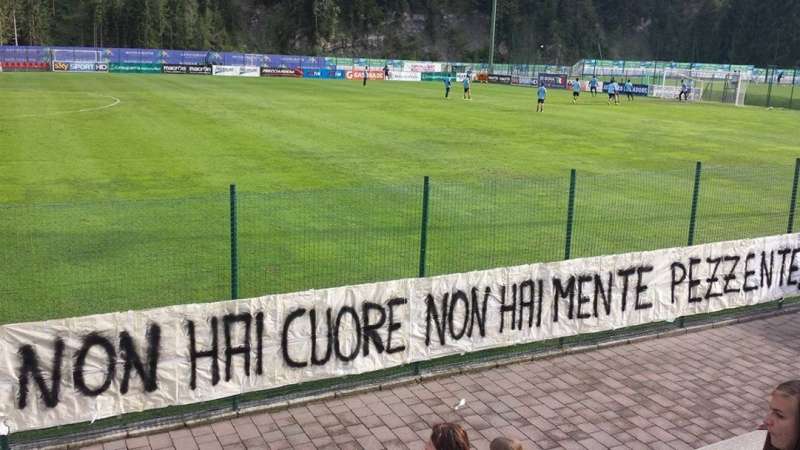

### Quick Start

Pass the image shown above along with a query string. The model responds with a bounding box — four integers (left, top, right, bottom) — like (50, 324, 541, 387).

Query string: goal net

(651, 69, 704, 101)
(719, 72, 748, 107)
(51, 48, 104, 63)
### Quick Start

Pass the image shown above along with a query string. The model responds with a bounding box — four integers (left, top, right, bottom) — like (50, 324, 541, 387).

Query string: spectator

(491, 437, 524, 450)
(763, 380, 800, 450)
(425, 423, 469, 450)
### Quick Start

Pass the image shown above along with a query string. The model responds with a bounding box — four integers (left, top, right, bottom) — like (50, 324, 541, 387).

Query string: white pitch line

(4, 94, 122, 119)
(78, 94, 121, 113)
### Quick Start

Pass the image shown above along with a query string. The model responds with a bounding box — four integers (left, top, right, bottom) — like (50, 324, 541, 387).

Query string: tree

(312, 0, 339, 51)
(0, 1, 11, 45)
(173, 0, 201, 49)
(3, 0, 800, 67)
(142, 0, 167, 49)
(10, 0, 51, 45)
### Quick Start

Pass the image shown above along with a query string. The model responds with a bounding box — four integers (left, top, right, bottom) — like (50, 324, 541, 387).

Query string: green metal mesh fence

(3, 163, 800, 447)
(0, 196, 230, 325)
(236, 185, 422, 298)
(572, 62, 800, 110)
(426, 178, 568, 275)
(2, 164, 799, 326)
(572, 168, 695, 257)
(695, 165, 794, 243)
(745, 68, 800, 110)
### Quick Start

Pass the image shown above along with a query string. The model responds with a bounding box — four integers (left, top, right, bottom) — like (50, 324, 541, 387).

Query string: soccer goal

(651, 69, 705, 101)
(51, 48, 103, 64)
(51, 48, 107, 72)
(719, 72, 748, 107)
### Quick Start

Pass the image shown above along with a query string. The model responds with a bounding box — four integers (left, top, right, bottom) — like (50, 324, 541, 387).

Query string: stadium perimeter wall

(4, 45, 799, 108)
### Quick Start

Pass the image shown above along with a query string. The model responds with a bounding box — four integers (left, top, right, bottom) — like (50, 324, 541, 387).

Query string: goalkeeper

(678, 80, 689, 101)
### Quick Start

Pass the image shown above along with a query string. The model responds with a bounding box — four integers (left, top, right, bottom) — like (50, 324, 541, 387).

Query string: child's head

(490, 437, 523, 450)
(426, 423, 469, 450)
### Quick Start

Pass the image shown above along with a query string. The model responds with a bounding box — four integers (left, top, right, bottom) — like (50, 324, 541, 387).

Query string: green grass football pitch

(1, 72, 799, 325)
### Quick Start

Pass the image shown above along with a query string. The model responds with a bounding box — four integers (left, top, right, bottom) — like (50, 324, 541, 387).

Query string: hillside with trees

(0, 0, 797, 67)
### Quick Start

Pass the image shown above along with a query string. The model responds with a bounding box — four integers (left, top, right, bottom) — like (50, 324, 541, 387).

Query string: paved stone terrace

(82, 310, 800, 450)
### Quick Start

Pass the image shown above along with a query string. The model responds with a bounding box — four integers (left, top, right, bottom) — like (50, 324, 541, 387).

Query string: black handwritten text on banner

(1, 234, 798, 432)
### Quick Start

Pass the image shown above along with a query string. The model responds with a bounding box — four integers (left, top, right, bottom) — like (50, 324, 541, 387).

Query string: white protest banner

(239, 66, 260, 77)
(388, 71, 422, 82)
(212, 64, 237, 76)
(2, 233, 799, 432)
(403, 61, 444, 73)
(212, 65, 260, 77)
(456, 73, 473, 82)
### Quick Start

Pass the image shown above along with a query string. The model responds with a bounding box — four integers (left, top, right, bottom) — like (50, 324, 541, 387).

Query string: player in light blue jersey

(444, 77, 451, 98)
(537, 84, 547, 112)
(463, 75, 472, 100)
(607, 78, 617, 104)
(589, 76, 598, 96)
(571, 78, 582, 103)
(624, 79, 634, 101)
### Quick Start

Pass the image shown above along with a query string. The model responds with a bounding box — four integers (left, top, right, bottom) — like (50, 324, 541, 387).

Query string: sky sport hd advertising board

(52, 62, 108, 73)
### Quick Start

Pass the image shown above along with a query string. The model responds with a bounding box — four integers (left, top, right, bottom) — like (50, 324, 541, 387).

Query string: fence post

(418, 176, 430, 278)
(708, 73, 715, 99)
(688, 162, 702, 246)
(229, 184, 239, 301)
(652, 61, 657, 85)
(766, 66, 774, 108)
(788, 159, 800, 233)
(412, 176, 431, 378)
(564, 169, 577, 260)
